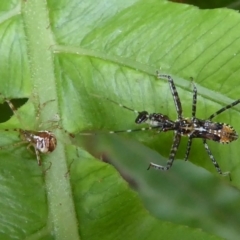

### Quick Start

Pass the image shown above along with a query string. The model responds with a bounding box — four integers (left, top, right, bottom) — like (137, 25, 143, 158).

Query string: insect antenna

(81, 94, 160, 136)
(80, 126, 160, 136)
(90, 93, 141, 115)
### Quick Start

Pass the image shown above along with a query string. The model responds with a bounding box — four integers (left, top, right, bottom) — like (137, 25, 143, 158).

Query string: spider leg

(208, 99, 240, 120)
(42, 162, 52, 175)
(36, 99, 55, 128)
(26, 143, 35, 154)
(203, 139, 231, 181)
(26, 144, 41, 166)
(148, 131, 181, 171)
(33, 146, 42, 166)
(0, 141, 27, 150)
(156, 72, 183, 119)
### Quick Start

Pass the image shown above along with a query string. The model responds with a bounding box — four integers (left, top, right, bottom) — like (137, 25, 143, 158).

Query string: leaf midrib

(21, 1, 80, 239)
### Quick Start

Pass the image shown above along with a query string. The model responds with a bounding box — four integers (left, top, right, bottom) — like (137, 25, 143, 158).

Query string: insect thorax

(146, 113, 175, 129)
(178, 118, 195, 135)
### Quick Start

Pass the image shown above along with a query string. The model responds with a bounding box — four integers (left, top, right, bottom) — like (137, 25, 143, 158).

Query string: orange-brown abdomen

(219, 124, 238, 144)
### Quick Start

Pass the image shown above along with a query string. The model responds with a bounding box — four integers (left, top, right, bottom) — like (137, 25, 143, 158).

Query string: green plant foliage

(0, 0, 240, 239)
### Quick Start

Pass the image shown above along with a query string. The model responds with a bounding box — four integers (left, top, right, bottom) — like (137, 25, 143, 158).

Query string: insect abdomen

(204, 122, 238, 143)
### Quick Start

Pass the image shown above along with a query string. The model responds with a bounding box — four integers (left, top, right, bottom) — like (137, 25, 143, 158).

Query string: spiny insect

(85, 73, 239, 180)
(0, 94, 57, 166)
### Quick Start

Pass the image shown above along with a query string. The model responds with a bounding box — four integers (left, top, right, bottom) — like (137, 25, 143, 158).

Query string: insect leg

(191, 81, 197, 118)
(148, 131, 181, 171)
(184, 137, 193, 161)
(208, 99, 240, 120)
(203, 139, 231, 180)
(156, 72, 183, 119)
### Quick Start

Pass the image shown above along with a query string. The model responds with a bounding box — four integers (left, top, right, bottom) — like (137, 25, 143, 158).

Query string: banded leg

(0, 141, 27, 151)
(183, 81, 197, 161)
(36, 100, 57, 130)
(36, 99, 55, 123)
(156, 72, 183, 119)
(26, 144, 42, 166)
(33, 147, 41, 166)
(184, 136, 193, 161)
(148, 131, 181, 171)
(0, 140, 42, 164)
(208, 99, 240, 120)
(191, 81, 197, 118)
(203, 139, 231, 180)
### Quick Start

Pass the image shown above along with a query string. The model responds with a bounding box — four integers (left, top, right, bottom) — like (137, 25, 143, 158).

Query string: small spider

(0, 95, 57, 166)
(86, 73, 239, 180)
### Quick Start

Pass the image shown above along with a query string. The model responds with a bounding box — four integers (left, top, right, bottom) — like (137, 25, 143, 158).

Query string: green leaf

(0, 0, 240, 239)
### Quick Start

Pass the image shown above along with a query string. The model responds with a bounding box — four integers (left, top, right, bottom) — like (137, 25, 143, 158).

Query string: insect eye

(135, 111, 149, 124)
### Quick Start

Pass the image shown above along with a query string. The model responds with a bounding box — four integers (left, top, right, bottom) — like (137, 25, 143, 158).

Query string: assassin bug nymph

(0, 94, 57, 166)
(153, 73, 239, 180)
(86, 73, 239, 180)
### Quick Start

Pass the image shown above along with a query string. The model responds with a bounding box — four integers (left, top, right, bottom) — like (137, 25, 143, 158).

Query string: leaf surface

(1, 0, 240, 239)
